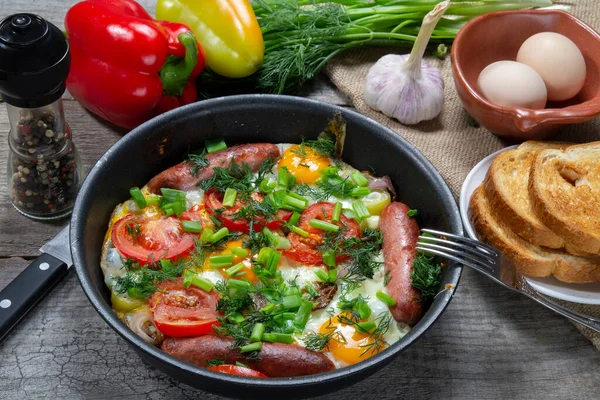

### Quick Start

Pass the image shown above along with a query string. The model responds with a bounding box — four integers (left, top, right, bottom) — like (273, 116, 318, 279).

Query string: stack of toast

(469, 141, 600, 283)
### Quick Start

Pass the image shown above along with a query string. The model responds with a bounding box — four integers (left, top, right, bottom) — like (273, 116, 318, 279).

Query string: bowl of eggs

(451, 9, 600, 140)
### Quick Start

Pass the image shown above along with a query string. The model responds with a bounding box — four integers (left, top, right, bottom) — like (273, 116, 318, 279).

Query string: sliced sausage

(146, 143, 280, 194)
(380, 202, 423, 325)
(161, 335, 335, 377)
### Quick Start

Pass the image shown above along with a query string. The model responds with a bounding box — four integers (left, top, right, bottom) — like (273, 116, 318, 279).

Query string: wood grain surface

(0, 0, 599, 399)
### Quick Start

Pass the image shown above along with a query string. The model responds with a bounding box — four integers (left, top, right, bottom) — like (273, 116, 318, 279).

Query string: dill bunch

(248, 0, 553, 94)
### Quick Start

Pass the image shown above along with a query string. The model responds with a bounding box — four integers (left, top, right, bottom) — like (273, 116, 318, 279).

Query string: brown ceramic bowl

(451, 10, 600, 140)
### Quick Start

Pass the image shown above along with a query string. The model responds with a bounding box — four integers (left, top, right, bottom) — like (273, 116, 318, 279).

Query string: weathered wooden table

(1, 1, 599, 399)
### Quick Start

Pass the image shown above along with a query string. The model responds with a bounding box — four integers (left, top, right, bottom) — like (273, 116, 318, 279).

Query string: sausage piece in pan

(146, 143, 280, 193)
(380, 202, 423, 325)
(162, 335, 335, 377)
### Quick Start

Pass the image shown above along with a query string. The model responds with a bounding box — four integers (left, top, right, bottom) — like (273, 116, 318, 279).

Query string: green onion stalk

(239, 0, 553, 94)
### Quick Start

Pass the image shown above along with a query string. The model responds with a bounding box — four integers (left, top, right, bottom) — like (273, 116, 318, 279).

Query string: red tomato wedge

(204, 189, 292, 233)
(207, 364, 268, 378)
(283, 202, 361, 265)
(149, 278, 221, 337)
(112, 213, 196, 265)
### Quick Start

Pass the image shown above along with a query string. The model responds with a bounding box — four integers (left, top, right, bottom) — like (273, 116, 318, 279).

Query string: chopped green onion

(290, 225, 309, 237)
(350, 171, 369, 187)
(321, 249, 336, 267)
(231, 247, 249, 258)
(200, 228, 214, 242)
(342, 208, 357, 220)
(161, 204, 175, 217)
(376, 291, 397, 307)
(190, 275, 214, 292)
(305, 283, 319, 299)
(356, 302, 372, 320)
(160, 259, 172, 269)
(285, 286, 301, 296)
(278, 167, 290, 188)
(145, 195, 160, 206)
(129, 187, 146, 209)
(240, 342, 262, 353)
(206, 139, 227, 153)
(182, 269, 194, 288)
(288, 211, 301, 226)
(262, 332, 295, 344)
(228, 278, 251, 290)
(210, 227, 230, 243)
(294, 300, 314, 331)
(352, 200, 370, 220)
(355, 321, 376, 333)
(259, 179, 276, 194)
(274, 236, 291, 250)
(210, 254, 234, 268)
(235, 361, 248, 368)
(182, 220, 202, 233)
(170, 201, 185, 217)
(260, 303, 277, 314)
(332, 202, 342, 222)
(263, 227, 276, 246)
(328, 269, 337, 282)
(257, 247, 272, 264)
(407, 209, 418, 217)
(228, 312, 245, 324)
(282, 294, 302, 310)
(222, 188, 238, 207)
(268, 189, 288, 209)
(314, 269, 329, 282)
(160, 188, 186, 204)
(351, 187, 370, 198)
(281, 195, 307, 211)
(250, 323, 265, 342)
(310, 219, 340, 232)
(286, 191, 308, 203)
(225, 263, 245, 277)
(268, 250, 281, 273)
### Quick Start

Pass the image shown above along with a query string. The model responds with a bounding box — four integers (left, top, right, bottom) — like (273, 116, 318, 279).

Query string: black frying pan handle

(0, 253, 69, 343)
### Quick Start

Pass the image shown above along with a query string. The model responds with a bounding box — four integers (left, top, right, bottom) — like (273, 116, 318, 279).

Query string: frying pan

(71, 95, 462, 398)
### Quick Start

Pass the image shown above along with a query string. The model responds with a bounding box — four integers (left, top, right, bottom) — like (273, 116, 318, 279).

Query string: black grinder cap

(0, 14, 70, 108)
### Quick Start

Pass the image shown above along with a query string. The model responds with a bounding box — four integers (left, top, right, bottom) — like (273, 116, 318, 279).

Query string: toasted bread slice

(470, 185, 600, 283)
(530, 142, 600, 255)
(483, 141, 571, 249)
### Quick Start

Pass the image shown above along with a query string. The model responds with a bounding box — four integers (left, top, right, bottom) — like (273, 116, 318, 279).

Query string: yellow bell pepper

(156, 0, 264, 78)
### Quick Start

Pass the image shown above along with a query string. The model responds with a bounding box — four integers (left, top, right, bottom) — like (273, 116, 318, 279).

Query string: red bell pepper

(65, 0, 206, 129)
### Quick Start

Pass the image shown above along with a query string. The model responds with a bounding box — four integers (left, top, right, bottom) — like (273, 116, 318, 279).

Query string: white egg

(477, 61, 547, 109)
(185, 189, 204, 209)
(517, 32, 586, 101)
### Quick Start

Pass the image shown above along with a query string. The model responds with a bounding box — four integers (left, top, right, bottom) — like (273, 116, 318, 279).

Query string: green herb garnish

(411, 254, 442, 300)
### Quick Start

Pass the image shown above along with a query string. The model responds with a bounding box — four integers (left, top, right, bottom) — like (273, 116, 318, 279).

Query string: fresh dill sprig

(114, 258, 186, 299)
(411, 254, 442, 300)
(293, 136, 336, 158)
(205, 358, 226, 367)
(187, 150, 209, 177)
(199, 159, 254, 198)
(303, 329, 342, 352)
(361, 312, 392, 356)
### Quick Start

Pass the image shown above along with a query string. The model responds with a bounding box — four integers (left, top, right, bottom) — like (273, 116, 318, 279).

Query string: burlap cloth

(324, 0, 600, 350)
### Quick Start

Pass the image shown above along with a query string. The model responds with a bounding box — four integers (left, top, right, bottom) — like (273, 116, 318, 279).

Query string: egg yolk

(278, 145, 330, 184)
(318, 313, 383, 365)
(210, 240, 258, 283)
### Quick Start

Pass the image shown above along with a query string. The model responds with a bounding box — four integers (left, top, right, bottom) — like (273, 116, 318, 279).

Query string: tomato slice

(207, 365, 268, 378)
(205, 189, 292, 233)
(180, 204, 205, 222)
(149, 278, 221, 337)
(112, 213, 196, 265)
(283, 202, 361, 265)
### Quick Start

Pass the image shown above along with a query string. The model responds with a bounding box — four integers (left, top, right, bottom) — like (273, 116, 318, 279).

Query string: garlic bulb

(364, 1, 449, 125)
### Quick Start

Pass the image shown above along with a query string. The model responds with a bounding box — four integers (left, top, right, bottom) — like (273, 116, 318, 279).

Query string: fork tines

(417, 228, 499, 272)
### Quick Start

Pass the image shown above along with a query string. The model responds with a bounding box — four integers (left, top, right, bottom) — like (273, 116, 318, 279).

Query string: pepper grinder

(0, 14, 83, 220)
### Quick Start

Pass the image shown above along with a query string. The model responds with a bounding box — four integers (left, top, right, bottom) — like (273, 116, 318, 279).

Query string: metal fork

(418, 229, 600, 333)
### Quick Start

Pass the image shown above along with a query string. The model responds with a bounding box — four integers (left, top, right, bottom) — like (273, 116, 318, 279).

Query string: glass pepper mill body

(0, 13, 83, 220)
(7, 100, 82, 219)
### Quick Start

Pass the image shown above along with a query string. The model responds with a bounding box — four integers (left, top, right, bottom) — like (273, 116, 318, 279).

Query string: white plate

(459, 146, 600, 305)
